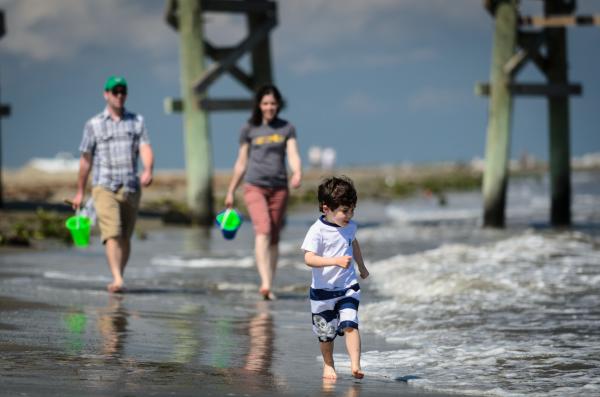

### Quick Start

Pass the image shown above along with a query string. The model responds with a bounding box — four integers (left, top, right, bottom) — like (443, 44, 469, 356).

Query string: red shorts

(243, 184, 289, 244)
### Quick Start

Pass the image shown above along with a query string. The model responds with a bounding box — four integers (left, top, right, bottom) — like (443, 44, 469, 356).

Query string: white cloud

(275, 0, 487, 57)
(0, 0, 482, 80)
(0, 0, 175, 61)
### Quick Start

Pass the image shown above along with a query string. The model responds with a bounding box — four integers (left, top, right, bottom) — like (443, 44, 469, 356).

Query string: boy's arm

(352, 239, 369, 279)
(304, 251, 352, 269)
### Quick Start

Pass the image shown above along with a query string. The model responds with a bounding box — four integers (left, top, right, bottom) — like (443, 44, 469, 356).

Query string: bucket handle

(220, 208, 232, 230)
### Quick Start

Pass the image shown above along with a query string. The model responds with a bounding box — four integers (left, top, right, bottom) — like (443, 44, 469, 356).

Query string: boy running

(301, 176, 370, 379)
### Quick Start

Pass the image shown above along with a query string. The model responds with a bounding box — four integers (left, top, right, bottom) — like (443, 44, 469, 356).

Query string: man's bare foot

(323, 364, 337, 379)
(259, 287, 276, 300)
(107, 281, 124, 293)
(322, 377, 336, 392)
(351, 368, 364, 379)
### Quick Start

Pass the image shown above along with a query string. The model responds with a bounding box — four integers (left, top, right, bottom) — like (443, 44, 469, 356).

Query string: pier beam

(482, 0, 518, 228)
(176, 0, 213, 224)
(0, 10, 10, 209)
(545, 1, 572, 227)
(165, 0, 277, 225)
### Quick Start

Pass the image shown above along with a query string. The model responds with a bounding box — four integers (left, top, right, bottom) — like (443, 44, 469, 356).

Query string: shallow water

(1, 171, 599, 396)
(359, 171, 600, 397)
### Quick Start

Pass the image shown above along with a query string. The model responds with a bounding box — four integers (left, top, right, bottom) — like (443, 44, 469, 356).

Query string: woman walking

(225, 84, 302, 300)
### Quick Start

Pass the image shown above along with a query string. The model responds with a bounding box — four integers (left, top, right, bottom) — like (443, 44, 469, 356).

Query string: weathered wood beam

(482, 0, 518, 228)
(0, 105, 11, 117)
(193, 16, 276, 93)
(519, 15, 600, 27)
(475, 82, 582, 97)
(163, 97, 183, 114)
(199, 98, 253, 111)
(201, 0, 275, 14)
(516, 31, 548, 75)
(503, 49, 529, 77)
(204, 42, 255, 89)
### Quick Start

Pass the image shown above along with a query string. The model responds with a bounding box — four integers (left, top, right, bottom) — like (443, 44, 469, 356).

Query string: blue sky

(1, 0, 599, 170)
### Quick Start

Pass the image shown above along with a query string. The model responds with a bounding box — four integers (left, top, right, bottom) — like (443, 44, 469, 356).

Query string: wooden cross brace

(165, 0, 277, 112)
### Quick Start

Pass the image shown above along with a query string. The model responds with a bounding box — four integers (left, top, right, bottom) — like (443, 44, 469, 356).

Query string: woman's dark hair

(249, 84, 285, 126)
(317, 176, 357, 213)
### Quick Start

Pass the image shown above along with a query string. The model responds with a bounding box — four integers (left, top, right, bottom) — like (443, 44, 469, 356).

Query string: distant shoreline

(1, 163, 598, 249)
(2, 160, 598, 209)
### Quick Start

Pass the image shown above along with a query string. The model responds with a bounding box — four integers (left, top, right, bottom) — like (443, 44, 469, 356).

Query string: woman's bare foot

(323, 364, 337, 379)
(107, 281, 124, 293)
(259, 287, 276, 300)
(351, 368, 364, 379)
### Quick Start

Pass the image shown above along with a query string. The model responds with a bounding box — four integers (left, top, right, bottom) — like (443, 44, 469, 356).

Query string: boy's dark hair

(317, 176, 357, 213)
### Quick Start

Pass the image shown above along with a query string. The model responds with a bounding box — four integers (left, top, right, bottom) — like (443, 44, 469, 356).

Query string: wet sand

(0, 267, 471, 397)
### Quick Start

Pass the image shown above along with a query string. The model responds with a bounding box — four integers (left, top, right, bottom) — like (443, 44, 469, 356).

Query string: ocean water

(356, 171, 600, 396)
(1, 171, 598, 396)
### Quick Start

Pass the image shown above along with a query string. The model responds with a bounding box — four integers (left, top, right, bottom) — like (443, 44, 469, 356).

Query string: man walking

(72, 76, 154, 293)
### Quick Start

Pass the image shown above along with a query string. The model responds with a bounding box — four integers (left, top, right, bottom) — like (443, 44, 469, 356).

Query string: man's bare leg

(345, 328, 364, 379)
(121, 238, 131, 275)
(255, 234, 274, 299)
(320, 341, 337, 379)
(105, 237, 125, 292)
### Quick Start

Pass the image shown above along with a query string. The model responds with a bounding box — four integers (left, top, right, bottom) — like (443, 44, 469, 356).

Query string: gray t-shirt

(240, 118, 296, 188)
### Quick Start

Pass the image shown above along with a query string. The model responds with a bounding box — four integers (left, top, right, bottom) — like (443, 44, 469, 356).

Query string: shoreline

(2, 165, 599, 249)
(0, 272, 472, 397)
(4, 162, 598, 209)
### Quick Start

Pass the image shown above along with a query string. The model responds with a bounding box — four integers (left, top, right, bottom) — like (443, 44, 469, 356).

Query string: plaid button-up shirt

(79, 108, 150, 192)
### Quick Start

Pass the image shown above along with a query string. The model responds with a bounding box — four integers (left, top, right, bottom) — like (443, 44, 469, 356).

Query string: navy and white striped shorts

(310, 283, 360, 342)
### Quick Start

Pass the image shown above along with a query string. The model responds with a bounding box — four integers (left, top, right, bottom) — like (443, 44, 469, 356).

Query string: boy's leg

(320, 341, 337, 379)
(344, 328, 364, 379)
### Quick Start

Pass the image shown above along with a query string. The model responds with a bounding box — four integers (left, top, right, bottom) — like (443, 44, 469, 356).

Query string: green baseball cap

(104, 76, 128, 91)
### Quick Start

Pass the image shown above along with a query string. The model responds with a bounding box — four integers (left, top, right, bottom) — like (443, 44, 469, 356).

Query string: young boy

(301, 176, 370, 380)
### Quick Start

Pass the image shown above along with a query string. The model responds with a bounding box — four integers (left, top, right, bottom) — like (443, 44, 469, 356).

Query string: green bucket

(215, 209, 243, 240)
(65, 215, 91, 247)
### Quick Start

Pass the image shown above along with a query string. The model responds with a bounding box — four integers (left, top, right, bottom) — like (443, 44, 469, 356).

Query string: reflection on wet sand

(64, 309, 87, 354)
(244, 301, 274, 374)
(171, 304, 203, 364)
(322, 378, 362, 397)
(97, 295, 129, 358)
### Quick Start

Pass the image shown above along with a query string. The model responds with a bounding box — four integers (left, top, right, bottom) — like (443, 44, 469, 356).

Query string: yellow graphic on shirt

(253, 134, 285, 145)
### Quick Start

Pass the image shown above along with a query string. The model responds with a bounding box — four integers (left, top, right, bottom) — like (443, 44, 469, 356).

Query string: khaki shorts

(92, 186, 141, 243)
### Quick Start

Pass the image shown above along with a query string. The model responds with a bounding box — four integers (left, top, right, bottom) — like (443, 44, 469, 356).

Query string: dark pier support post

(178, 0, 213, 224)
(247, 10, 273, 88)
(0, 10, 10, 209)
(545, 1, 572, 227)
(482, 0, 518, 228)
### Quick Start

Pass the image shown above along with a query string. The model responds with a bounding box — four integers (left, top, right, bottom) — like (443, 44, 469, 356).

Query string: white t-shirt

(301, 216, 358, 290)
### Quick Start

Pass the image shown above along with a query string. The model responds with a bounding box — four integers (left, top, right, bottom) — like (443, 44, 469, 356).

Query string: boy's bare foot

(351, 368, 364, 379)
(107, 281, 124, 293)
(323, 364, 337, 379)
(259, 287, 276, 300)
